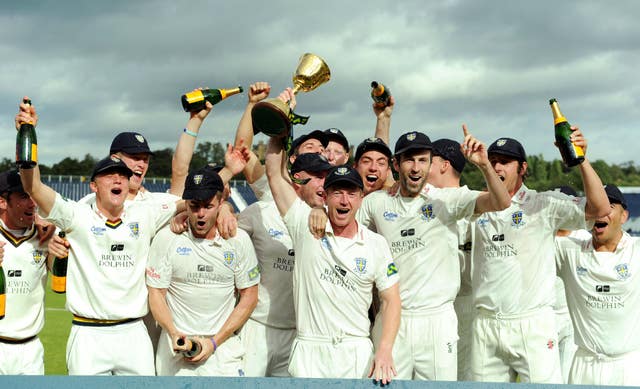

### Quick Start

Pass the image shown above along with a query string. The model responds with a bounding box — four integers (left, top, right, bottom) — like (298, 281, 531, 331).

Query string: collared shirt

(44, 193, 176, 320)
(472, 185, 587, 314)
(0, 221, 47, 339)
(284, 198, 397, 338)
(556, 232, 640, 356)
(358, 184, 478, 311)
(238, 200, 295, 329)
(146, 227, 260, 335)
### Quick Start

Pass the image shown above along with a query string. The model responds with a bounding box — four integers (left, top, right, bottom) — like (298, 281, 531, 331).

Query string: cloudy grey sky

(1, 1, 639, 167)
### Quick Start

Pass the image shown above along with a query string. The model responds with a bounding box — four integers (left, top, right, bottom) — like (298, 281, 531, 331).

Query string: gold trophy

(251, 53, 331, 137)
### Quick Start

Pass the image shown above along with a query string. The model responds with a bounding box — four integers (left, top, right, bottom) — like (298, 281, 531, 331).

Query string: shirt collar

(512, 184, 530, 204)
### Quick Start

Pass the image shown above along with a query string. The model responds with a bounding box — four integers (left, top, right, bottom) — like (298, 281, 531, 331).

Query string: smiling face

(354, 150, 390, 195)
(324, 141, 349, 166)
(187, 194, 222, 239)
(293, 170, 327, 208)
(393, 149, 431, 197)
(0, 191, 36, 230)
(114, 152, 150, 195)
(90, 171, 130, 212)
(325, 184, 364, 229)
(592, 202, 627, 249)
(489, 154, 526, 196)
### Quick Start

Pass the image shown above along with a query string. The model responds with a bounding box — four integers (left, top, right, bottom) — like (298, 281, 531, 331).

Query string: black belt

(0, 335, 37, 344)
(72, 315, 140, 327)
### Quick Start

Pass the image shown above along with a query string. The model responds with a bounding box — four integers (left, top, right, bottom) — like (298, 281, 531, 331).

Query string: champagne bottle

(0, 264, 5, 319)
(370, 81, 391, 107)
(181, 86, 243, 112)
(176, 337, 202, 357)
(549, 98, 584, 167)
(16, 98, 38, 169)
(51, 231, 68, 294)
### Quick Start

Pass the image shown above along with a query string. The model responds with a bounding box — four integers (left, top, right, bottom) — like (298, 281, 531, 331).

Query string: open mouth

(336, 208, 349, 215)
(498, 175, 505, 181)
(132, 170, 143, 178)
(409, 175, 421, 183)
(111, 188, 122, 195)
(594, 221, 608, 229)
(197, 221, 206, 227)
(366, 175, 378, 183)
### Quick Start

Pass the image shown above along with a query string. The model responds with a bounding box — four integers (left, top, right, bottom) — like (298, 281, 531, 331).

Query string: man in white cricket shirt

(556, 184, 640, 386)
(16, 98, 180, 375)
(265, 135, 401, 384)
(0, 170, 49, 375)
(147, 166, 259, 376)
(470, 132, 609, 383)
(238, 152, 332, 377)
(359, 128, 510, 381)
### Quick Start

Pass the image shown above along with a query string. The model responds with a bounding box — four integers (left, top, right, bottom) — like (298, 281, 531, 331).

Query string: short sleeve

(231, 229, 260, 289)
(372, 235, 399, 292)
(146, 227, 177, 289)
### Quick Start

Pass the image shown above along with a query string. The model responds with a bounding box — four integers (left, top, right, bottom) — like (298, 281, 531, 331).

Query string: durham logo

(354, 258, 367, 275)
(223, 251, 235, 268)
(511, 211, 524, 228)
(128, 222, 140, 238)
(386, 262, 398, 277)
(420, 204, 435, 221)
(615, 263, 630, 280)
(32, 250, 45, 264)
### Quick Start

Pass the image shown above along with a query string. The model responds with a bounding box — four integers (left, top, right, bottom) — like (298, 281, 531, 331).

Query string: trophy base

(251, 100, 291, 137)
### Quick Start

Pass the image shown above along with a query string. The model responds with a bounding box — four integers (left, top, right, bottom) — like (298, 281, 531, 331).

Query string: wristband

(183, 128, 198, 138)
(210, 336, 217, 352)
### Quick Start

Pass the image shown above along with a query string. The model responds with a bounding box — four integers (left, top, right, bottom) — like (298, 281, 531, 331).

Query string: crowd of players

(0, 82, 638, 386)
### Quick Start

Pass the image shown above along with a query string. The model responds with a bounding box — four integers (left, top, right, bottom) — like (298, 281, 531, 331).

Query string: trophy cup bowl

(252, 53, 331, 137)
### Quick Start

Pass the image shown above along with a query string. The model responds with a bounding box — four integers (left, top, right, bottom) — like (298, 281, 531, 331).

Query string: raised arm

(169, 92, 214, 197)
(570, 127, 609, 220)
(234, 82, 270, 184)
(460, 124, 511, 214)
(265, 136, 298, 217)
(373, 95, 394, 145)
(15, 98, 57, 217)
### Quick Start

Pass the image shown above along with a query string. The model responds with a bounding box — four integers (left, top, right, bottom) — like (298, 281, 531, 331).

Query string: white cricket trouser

(155, 328, 245, 376)
(454, 295, 474, 381)
(240, 318, 296, 377)
(0, 336, 44, 375)
(471, 307, 561, 383)
(66, 319, 155, 375)
(556, 310, 576, 384)
(288, 333, 373, 378)
(569, 347, 640, 386)
(372, 304, 458, 381)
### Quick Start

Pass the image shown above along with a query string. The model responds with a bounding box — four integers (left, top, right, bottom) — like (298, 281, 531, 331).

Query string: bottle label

(52, 275, 66, 293)
(0, 293, 5, 317)
(31, 144, 38, 162)
(573, 144, 585, 157)
(184, 90, 205, 104)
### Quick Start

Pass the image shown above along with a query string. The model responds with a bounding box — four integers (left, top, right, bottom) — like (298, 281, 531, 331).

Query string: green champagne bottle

(550, 98, 584, 167)
(0, 264, 6, 319)
(16, 98, 38, 169)
(51, 231, 68, 294)
(181, 86, 243, 112)
(371, 81, 391, 107)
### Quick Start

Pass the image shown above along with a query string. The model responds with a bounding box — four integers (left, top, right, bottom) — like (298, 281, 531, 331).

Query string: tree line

(2, 142, 639, 191)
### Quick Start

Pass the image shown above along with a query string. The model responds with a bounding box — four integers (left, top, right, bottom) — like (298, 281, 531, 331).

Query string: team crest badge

(406, 132, 417, 141)
(615, 263, 630, 280)
(367, 136, 377, 142)
(128, 222, 140, 238)
(111, 156, 121, 163)
(354, 258, 367, 274)
(420, 204, 435, 220)
(223, 251, 236, 268)
(193, 174, 203, 185)
(511, 211, 524, 227)
(335, 167, 349, 176)
(32, 250, 45, 265)
(135, 134, 145, 143)
(496, 139, 507, 147)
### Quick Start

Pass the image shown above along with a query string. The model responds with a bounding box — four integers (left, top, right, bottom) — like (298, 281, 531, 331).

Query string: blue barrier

(0, 376, 626, 389)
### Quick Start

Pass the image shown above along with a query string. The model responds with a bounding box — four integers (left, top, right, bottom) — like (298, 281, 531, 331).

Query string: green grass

(41, 275, 72, 375)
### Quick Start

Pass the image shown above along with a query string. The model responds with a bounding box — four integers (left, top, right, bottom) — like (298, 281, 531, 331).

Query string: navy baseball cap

(432, 138, 466, 173)
(0, 170, 24, 194)
(394, 131, 432, 156)
(323, 165, 363, 190)
(291, 153, 332, 175)
(354, 137, 392, 162)
(110, 132, 154, 155)
(91, 156, 133, 181)
(289, 130, 329, 156)
(488, 138, 527, 162)
(604, 184, 627, 210)
(183, 165, 225, 201)
(324, 128, 349, 151)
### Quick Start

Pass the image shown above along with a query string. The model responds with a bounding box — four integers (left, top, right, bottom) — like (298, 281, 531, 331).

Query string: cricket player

(556, 184, 640, 385)
(0, 170, 49, 375)
(16, 98, 180, 375)
(147, 166, 259, 376)
(238, 152, 332, 377)
(470, 131, 609, 383)
(323, 128, 350, 166)
(353, 137, 393, 195)
(265, 135, 401, 383)
(359, 127, 510, 381)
